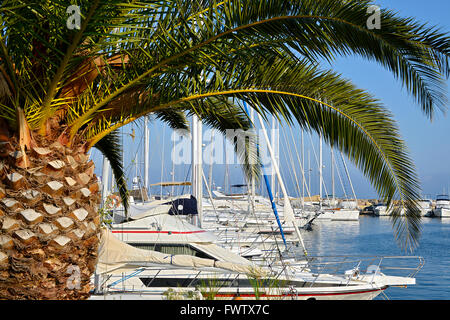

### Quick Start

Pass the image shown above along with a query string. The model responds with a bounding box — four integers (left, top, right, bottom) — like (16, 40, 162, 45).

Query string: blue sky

(92, 1, 450, 200)
(329, 0, 450, 198)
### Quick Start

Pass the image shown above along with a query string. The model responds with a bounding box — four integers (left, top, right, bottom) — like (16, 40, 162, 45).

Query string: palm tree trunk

(0, 134, 100, 299)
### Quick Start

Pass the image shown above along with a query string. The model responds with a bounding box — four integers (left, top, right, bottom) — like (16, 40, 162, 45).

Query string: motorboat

(373, 204, 408, 216)
(310, 199, 360, 221)
(417, 199, 433, 217)
(373, 203, 389, 216)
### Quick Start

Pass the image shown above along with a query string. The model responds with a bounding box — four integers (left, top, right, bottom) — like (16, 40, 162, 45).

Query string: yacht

(373, 203, 389, 216)
(417, 199, 433, 217)
(433, 195, 450, 218)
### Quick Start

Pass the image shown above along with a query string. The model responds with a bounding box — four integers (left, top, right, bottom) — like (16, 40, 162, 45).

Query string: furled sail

(96, 228, 266, 276)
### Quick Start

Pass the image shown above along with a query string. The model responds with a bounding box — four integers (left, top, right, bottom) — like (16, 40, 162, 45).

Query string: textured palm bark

(0, 134, 101, 299)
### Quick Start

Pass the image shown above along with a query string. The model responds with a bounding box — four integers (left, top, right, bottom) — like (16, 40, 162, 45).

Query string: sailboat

(91, 198, 422, 300)
(305, 136, 360, 222)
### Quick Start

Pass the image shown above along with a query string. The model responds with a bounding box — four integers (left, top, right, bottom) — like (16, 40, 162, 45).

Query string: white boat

(373, 203, 405, 216)
(336, 199, 360, 221)
(373, 204, 408, 216)
(90, 209, 422, 300)
(320, 209, 360, 221)
(373, 203, 389, 216)
(312, 199, 360, 221)
(433, 194, 450, 218)
(212, 190, 246, 200)
(92, 106, 422, 300)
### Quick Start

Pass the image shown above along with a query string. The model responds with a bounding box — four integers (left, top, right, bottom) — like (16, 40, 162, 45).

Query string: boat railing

(95, 254, 424, 297)
(287, 255, 425, 285)
(100, 267, 250, 296)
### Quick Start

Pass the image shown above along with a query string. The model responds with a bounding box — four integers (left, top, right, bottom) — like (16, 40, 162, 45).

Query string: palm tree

(0, 0, 448, 299)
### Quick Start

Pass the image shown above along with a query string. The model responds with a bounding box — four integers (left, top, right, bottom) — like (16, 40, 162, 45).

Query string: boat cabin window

(128, 243, 215, 260)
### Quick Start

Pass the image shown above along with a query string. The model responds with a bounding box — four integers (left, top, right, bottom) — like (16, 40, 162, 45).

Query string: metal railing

(283, 255, 425, 287)
(92, 254, 424, 301)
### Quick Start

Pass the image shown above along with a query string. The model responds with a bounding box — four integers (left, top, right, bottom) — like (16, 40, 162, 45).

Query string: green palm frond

(87, 96, 261, 181)
(1, 0, 449, 249)
(94, 129, 129, 215)
(187, 97, 261, 180)
(154, 109, 189, 131)
(87, 54, 423, 249)
(64, 0, 450, 136)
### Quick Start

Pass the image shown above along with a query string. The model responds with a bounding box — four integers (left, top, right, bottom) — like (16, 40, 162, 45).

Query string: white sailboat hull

(98, 199, 420, 302)
(92, 226, 420, 301)
(316, 209, 360, 221)
(90, 285, 386, 300)
(90, 267, 389, 301)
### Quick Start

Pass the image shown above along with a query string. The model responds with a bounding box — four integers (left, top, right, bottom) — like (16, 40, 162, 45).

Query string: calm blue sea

(293, 216, 450, 300)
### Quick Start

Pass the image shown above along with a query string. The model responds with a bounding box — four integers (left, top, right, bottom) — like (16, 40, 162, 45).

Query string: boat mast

(275, 120, 280, 199)
(340, 151, 357, 202)
(242, 102, 288, 248)
(308, 150, 311, 195)
(256, 111, 308, 256)
(101, 156, 110, 206)
(208, 130, 214, 193)
(144, 116, 149, 197)
(271, 116, 276, 200)
(250, 107, 256, 211)
(301, 129, 304, 208)
(192, 114, 203, 227)
(319, 133, 323, 209)
(224, 135, 229, 193)
(171, 136, 175, 196)
(331, 146, 335, 205)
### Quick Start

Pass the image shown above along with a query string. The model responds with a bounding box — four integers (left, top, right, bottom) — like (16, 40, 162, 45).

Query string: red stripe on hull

(111, 230, 206, 235)
(212, 287, 386, 298)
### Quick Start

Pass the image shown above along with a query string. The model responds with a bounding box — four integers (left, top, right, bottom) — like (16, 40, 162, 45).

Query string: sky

(329, 0, 450, 198)
(91, 1, 450, 200)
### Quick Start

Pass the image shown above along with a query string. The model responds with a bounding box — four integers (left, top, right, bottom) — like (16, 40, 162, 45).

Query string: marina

(90, 193, 450, 300)
(90, 84, 450, 300)
(90, 198, 423, 300)
(295, 216, 450, 300)
(0, 0, 449, 303)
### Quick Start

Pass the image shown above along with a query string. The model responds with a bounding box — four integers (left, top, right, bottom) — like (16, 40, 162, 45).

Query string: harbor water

(293, 215, 450, 300)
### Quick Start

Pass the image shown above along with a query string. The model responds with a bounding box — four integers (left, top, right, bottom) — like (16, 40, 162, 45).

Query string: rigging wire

(287, 125, 315, 203)
(306, 131, 331, 202)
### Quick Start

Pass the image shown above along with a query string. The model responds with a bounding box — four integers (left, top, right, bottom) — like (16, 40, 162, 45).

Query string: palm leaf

(84, 54, 423, 249)
(2, 0, 450, 249)
(94, 130, 129, 216)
